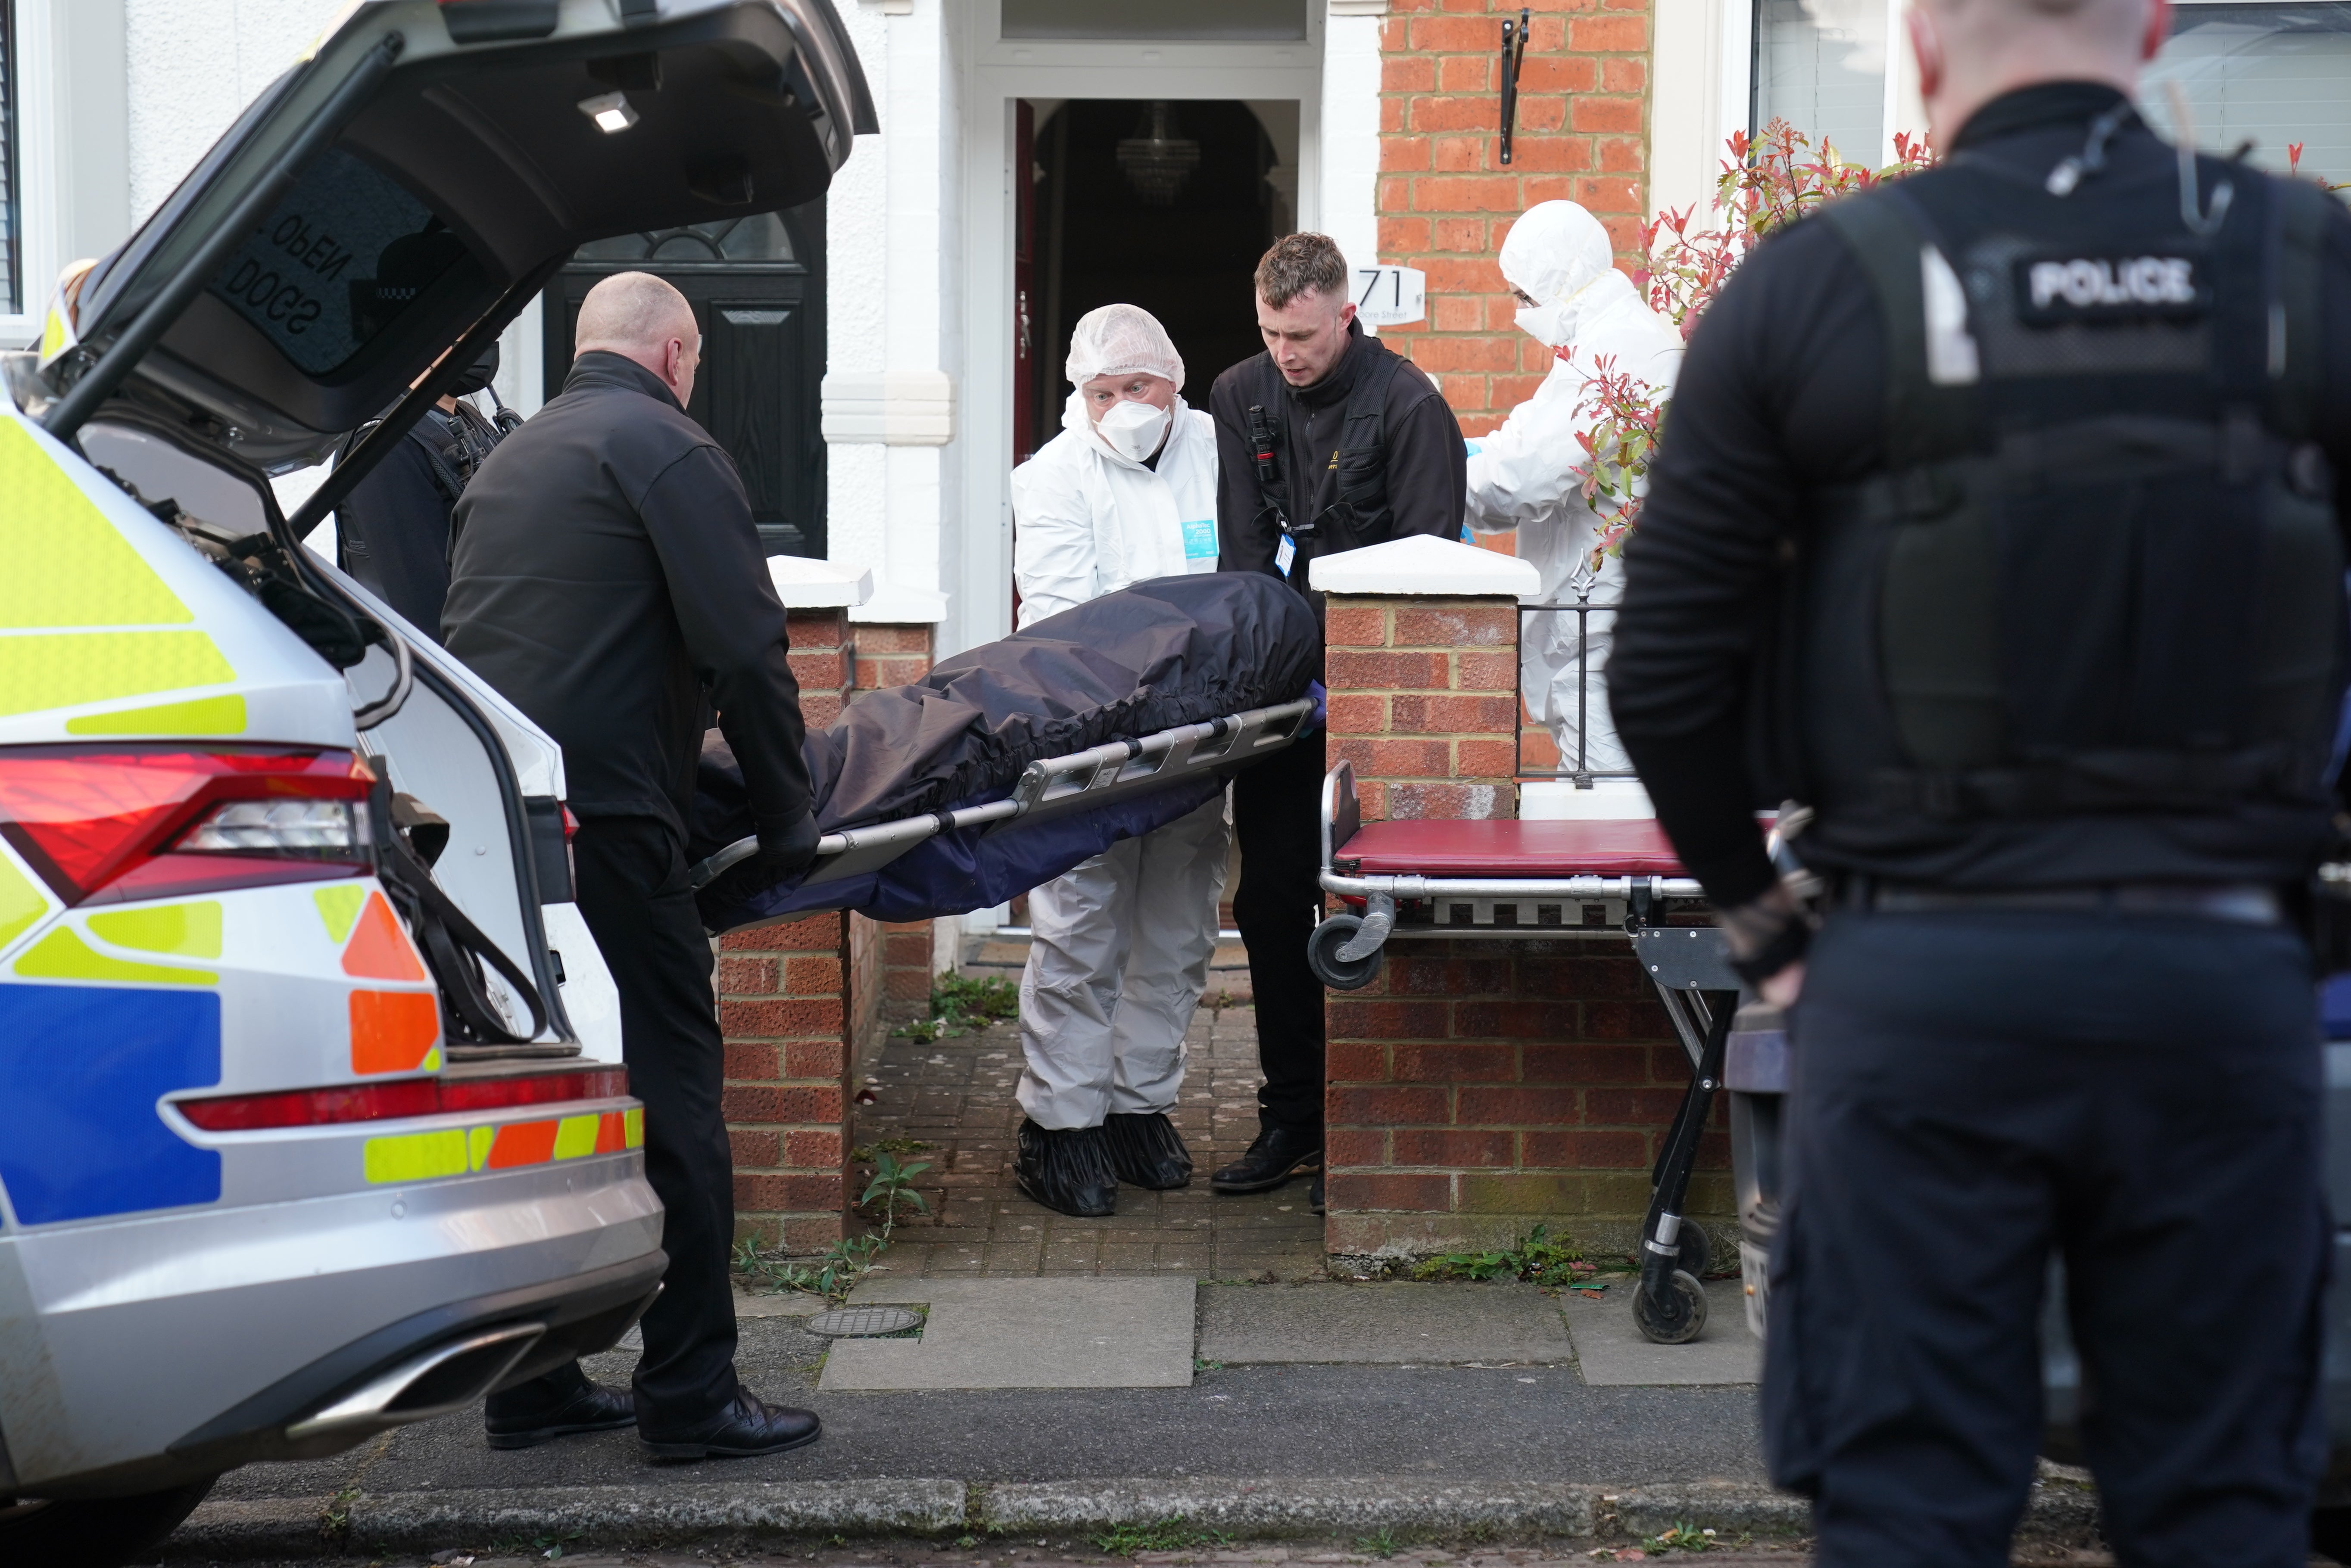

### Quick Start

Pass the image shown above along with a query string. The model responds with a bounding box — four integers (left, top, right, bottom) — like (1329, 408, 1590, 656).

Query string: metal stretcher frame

(1310, 759, 1743, 1345)
(687, 697, 1319, 895)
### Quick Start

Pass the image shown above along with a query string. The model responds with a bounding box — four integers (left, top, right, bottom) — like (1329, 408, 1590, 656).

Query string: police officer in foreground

(444, 271, 823, 1460)
(1610, 0, 2351, 1559)
(1212, 233, 1468, 1209)
(334, 341, 512, 633)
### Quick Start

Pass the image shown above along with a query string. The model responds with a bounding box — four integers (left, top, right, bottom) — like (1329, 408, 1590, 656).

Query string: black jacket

(337, 400, 502, 634)
(1608, 83, 2351, 906)
(442, 352, 813, 848)
(1211, 318, 1468, 622)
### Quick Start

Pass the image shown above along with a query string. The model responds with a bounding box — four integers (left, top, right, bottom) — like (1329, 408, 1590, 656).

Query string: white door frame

(950, 0, 1326, 663)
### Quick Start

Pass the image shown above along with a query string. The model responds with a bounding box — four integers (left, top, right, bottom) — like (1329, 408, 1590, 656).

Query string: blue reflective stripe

(0, 984, 221, 1224)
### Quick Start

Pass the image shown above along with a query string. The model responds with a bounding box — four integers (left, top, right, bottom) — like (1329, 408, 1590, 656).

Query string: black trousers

(488, 814, 739, 1428)
(1765, 907, 2327, 1568)
(1231, 728, 1327, 1134)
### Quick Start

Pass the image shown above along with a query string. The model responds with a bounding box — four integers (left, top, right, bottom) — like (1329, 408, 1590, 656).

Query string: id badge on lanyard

(1275, 533, 1297, 579)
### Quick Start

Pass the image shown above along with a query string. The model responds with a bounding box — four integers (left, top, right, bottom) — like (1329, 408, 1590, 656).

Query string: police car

(0, 2, 872, 1559)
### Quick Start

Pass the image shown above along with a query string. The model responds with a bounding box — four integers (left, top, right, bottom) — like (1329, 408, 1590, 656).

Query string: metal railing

(1516, 582, 1637, 788)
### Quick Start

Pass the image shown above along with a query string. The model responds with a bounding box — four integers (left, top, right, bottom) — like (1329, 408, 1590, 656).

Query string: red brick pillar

(849, 625, 943, 1040)
(1312, 538, 1728, 1265)
(720, 606, 854, 1251)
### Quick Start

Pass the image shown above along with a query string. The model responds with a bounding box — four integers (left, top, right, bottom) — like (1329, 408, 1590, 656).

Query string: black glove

(755, 813, 822, 880)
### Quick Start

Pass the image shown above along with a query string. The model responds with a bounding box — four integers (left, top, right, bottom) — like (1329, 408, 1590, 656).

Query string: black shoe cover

(1210, 1121, 1323, 1195)
(1015, 1118, 1118, 1217)
(1103, 1111, 1193, 1189)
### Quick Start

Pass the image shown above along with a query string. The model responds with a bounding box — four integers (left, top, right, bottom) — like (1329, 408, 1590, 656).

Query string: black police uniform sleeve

(1608, 217, 1883, 909)
(337, 437, 455, 634)
(635, 444, 815, 847)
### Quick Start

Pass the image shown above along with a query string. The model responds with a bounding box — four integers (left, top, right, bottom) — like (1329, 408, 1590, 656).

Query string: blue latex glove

(1305, 679, 1327, 734)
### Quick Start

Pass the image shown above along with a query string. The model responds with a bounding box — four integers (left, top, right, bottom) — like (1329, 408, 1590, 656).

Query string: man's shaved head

(1907, 0, 2170, 147)
(574, 270, 702, 407)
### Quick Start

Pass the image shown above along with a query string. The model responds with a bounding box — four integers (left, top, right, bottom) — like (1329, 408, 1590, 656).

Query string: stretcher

(1308, 759, 1742, 1344)
(686, 698, 1317, 907)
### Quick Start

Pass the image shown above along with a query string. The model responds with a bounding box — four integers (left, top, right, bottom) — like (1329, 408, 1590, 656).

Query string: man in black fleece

(1211, 233, 1467, 1207)
(1608, 0, 2351, 1560)
(444, 271, 820, 1461)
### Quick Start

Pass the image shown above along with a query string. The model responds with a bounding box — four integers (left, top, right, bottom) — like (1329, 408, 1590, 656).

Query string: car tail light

(0, 745, 374, 905)
(176, 1067, 630, 1132)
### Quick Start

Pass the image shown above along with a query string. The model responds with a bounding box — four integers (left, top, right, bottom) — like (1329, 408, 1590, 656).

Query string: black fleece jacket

(442, 352, 813, 849)
(1211, 318, 1468, 625)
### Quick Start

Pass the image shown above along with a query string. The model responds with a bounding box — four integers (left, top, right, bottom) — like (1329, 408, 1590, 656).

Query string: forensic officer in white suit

(1465, 201, 1684, 784)
(1007, 303, 1229, 1218)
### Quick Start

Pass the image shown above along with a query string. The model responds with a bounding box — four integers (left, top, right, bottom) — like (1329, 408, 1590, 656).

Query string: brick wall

(1375, 0, 1653, 436)
(1325, 594, 1520, 824)
(848, 623, 940, 1055)
(721, 607, 855, 1250)
(1325, 937, 1732, 1263)
(1320, 584, 1728, 1264)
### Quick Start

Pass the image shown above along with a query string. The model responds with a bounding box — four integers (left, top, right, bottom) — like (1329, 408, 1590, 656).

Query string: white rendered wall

(1319, 10, 1384, 283)
(125, 0, 348, 225)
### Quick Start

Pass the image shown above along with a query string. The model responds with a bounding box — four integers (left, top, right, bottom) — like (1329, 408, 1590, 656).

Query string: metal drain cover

(806, 1305, 922, 1338)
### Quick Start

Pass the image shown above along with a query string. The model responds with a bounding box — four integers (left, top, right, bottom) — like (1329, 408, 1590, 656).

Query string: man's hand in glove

(1719, 882, 1812, 1008)
(755, 813, 822, 880)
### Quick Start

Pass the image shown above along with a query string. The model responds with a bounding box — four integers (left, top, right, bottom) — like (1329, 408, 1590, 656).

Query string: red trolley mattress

(1337, 818, 1687, 877)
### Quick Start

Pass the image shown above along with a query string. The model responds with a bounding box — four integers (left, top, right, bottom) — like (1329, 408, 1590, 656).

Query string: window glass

(0, 4, 19, 313)
(1001, 0, 1307, 41)
(1752, 0, 1888, 163)
(2142, 3, 2351, 181)
(206, 146, 466, 376)
(572, 214, 799, 264)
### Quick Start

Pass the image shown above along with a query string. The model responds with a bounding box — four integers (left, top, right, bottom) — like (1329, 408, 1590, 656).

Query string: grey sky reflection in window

(573, 214, 799, 264)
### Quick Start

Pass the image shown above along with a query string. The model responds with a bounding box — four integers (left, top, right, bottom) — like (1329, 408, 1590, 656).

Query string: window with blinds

(0, 4, 18, 314)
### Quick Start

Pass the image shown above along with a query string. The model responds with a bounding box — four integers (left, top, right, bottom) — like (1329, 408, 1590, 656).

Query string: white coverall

(1465, 201, 1684, 776)
(1009, 389, 1229, 1129)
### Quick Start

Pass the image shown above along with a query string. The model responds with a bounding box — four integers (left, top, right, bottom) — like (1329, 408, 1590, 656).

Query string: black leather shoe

(1211, 1123, 1323, 1195)
(1310, 1170, 1325, 1215)
(1103, 1111, 1192, 1189)
(1015, 1118, 1118, 1216)
(483, 1364, 635, 1450)
(639, 1391, 822, 1462)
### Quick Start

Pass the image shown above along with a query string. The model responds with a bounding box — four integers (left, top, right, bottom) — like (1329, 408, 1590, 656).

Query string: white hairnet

(1064, 303, 1185, 392)
(1498, 201, 1614, 309)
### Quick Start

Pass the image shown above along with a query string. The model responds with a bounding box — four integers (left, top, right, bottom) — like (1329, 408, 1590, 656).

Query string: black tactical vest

(1792, 157, 2345, 884)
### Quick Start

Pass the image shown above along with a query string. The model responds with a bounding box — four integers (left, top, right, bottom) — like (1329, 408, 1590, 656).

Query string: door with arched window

(543, 203, 826, 559)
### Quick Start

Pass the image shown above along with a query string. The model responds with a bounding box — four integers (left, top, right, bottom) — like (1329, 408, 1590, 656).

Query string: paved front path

(848, 1004, 1328, 1282)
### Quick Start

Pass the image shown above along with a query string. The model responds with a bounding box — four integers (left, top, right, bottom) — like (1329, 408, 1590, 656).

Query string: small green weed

(318, 1485, 360, 1542)
(1091, 1518, 1236, 1556)
(895, 972, 1021, 1042)
(1356, 1526, 1402, 1558)
(732, 1148, 934, 1302)
(1642, 1521, 1734, 1552)
(1412, 1222, 1587, 1286)
(1193, 1356, 1224, 1372)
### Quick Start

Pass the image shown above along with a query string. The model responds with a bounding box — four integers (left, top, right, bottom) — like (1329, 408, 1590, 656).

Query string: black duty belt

(1845, 878, 2283, 926)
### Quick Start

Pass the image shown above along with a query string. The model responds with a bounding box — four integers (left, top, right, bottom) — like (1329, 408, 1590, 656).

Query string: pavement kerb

(164, 1476, 2107, 1558)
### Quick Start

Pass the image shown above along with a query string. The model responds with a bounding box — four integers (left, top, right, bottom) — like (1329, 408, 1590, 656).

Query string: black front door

(543, 204, 826, 558)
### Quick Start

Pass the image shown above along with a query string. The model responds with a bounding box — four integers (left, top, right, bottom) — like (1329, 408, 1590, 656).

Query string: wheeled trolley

(1307, 760, 1743, 1344)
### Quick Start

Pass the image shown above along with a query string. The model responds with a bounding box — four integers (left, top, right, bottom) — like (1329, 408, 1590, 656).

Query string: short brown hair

(1255, 233, 1348, 310)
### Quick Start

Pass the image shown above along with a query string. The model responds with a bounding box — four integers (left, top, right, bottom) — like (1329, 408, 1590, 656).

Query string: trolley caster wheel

(1632, 1269, 1709, 1344)
(1673, 1219, 1713, 1279)
(1308, 914, 1384, 990)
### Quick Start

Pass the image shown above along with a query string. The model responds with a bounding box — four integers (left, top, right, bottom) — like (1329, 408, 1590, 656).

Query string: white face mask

(1095, 398, 1171, 463)
(1513, 297, 1577, 349)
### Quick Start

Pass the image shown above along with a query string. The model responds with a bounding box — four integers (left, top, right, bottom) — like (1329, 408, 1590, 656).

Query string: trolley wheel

(1632, 1269, 1709, 1345)
(1674, 1218, 1714, 1280)
(1307, 915, 1384, 991)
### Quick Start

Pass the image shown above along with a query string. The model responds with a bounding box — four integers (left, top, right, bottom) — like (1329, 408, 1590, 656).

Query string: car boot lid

(25, 0, 873, 473)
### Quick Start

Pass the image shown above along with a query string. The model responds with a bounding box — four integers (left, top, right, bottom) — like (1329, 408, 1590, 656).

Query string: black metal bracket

(1498, 8, 1531, 167)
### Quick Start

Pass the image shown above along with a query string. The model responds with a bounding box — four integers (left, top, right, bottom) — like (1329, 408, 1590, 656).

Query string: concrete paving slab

(1562, 1279, 1760, 1386)
(821, 1276, 1195, 1389)
(1198, 1282, 1573, 1365)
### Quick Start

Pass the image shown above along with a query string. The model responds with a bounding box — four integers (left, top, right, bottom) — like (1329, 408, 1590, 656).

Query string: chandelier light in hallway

(1116, 101, 1200, 205)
